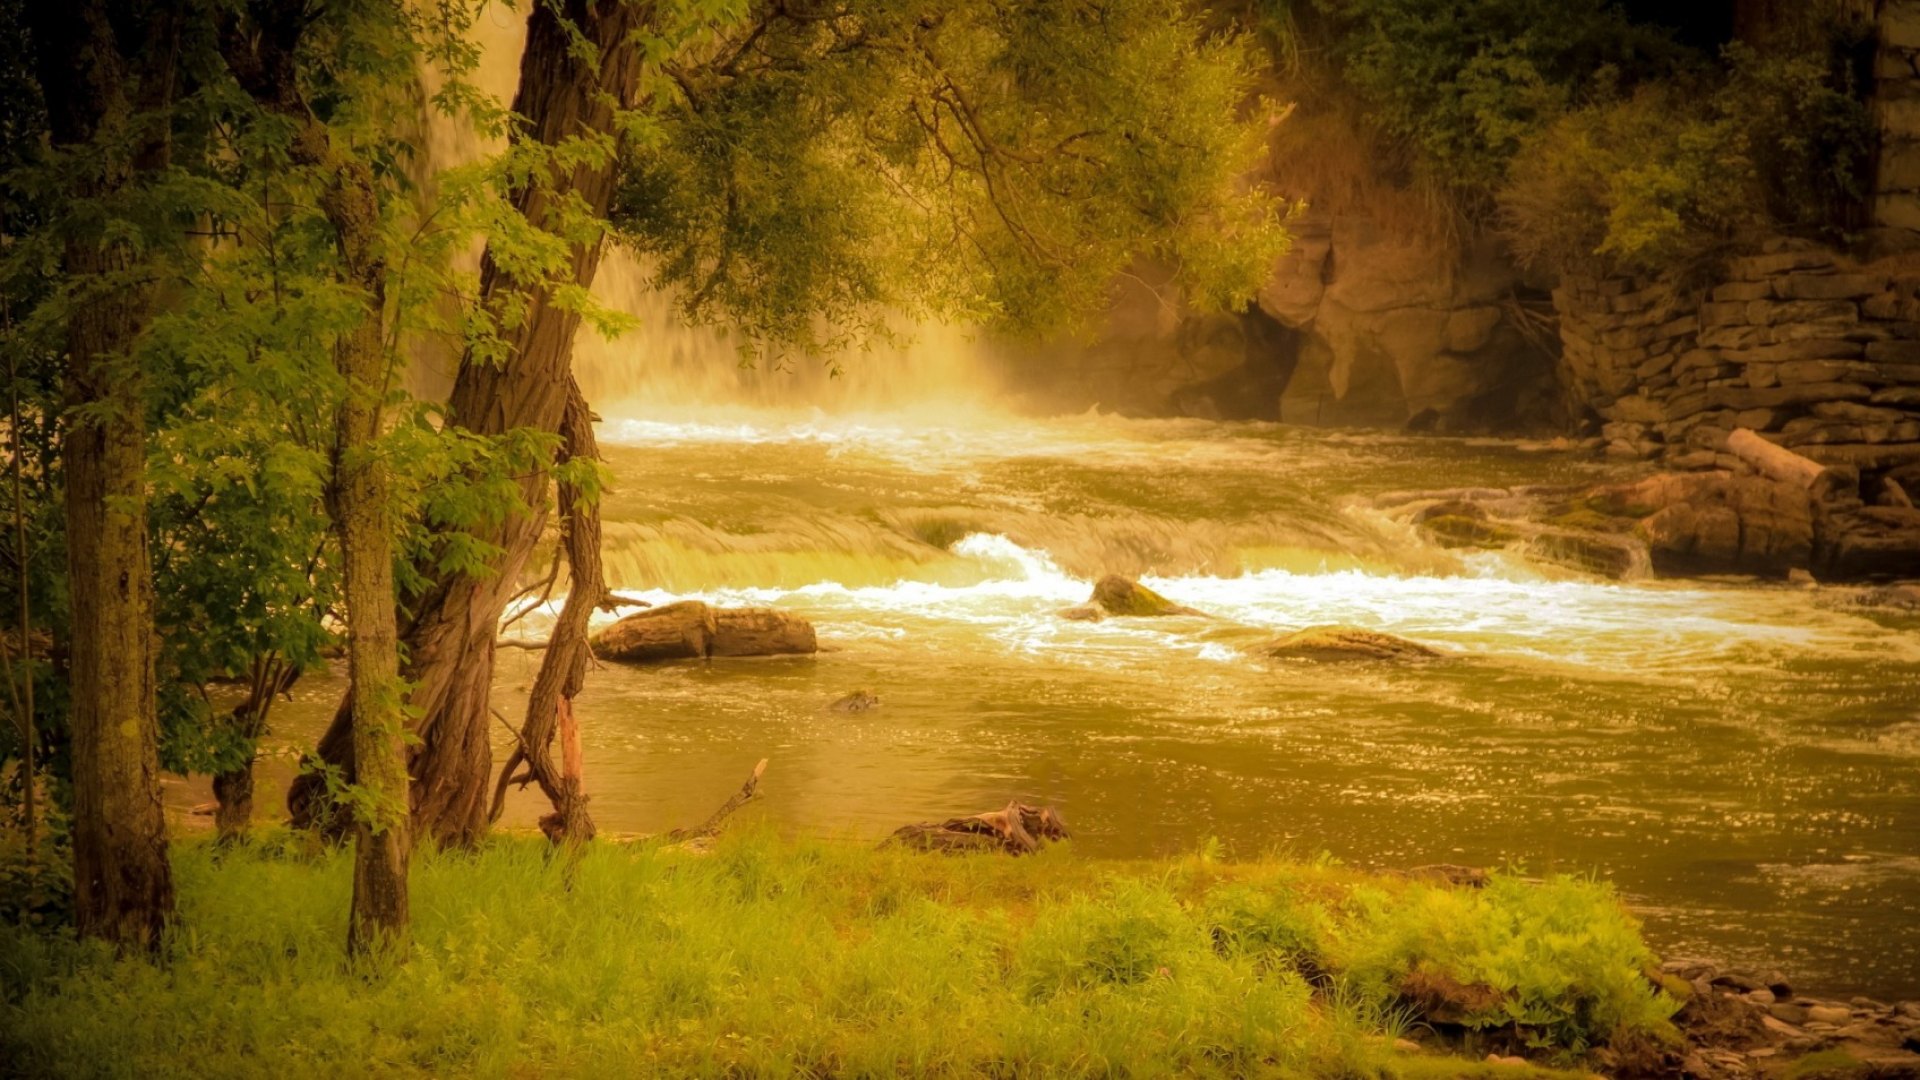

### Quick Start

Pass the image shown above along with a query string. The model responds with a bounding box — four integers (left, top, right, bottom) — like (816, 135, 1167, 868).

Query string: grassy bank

(0, 831, 1676, 1078)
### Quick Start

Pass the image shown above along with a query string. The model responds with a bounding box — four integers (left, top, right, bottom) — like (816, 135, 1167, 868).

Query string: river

(269, 401, 1920, 1001)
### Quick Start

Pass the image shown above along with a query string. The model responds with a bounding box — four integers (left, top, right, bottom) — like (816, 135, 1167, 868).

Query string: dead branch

(665, 758, 768, 843)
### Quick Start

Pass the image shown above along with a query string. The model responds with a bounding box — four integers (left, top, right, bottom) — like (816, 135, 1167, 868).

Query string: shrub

(1499, 12, 1876, 277)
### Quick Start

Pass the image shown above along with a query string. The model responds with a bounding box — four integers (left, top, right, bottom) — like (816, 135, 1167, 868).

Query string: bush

(1499, 16, 1875, 277)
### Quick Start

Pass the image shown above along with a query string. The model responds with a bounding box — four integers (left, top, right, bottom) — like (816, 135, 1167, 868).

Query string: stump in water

(887, 801, 1070, 855)
(828, 689, 881, 712)
(590, 603, 817, 663)
(590, 600, 716, 662)
(1060, 575, 1205, 620)
(1255, 626, 1441, 662)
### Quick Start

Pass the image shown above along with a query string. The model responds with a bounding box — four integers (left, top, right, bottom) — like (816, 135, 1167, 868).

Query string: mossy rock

(1063, 575, 1206, 620)
(1255, 626, 1442, 663)
(1523, 530, 1648, 580)
(1419, 514, 1520, 550)
(1543, 505, 1636, 534)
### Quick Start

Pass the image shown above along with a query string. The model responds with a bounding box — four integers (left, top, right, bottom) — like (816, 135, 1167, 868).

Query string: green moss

(1788, 1050, 1871, 1080)
(0, 833, 1678, 1078)
(1543, 507, 1634, 534)
(1419, 515, 1521, 550)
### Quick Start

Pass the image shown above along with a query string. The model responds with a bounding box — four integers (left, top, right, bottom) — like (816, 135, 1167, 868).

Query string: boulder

(1523, 529, 1649, 579)
(1592, 472, 1816, 576)
(591, 601, 817, 662)
(1255, 626, 1441, 663)
(1062, 575, 1206, 620)
(1818, 507, 1920, 580)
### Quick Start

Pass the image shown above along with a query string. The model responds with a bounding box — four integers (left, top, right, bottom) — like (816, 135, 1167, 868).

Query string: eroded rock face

(1254, 626, 1441, 663)
(983, 214, 1557, 432)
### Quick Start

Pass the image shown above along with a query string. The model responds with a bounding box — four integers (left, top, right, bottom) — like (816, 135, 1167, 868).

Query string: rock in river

(591, 600, 816, 663)
(1059, 574, 1207, 620)
(1254, 625, 1441, 663)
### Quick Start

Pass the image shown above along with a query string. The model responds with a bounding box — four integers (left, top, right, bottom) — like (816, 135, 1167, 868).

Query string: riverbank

(2, 831, 1672, 1078)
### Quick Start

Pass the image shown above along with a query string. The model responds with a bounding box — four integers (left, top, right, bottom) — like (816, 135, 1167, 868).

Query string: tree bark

(31, 0, 179, 949)
(488, 380, 600, 844)
(291, 0, 654, 847)
(219, 0, 412, 953)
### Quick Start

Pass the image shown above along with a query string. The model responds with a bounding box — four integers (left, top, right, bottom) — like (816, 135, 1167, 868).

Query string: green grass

(0, 830, 1674, 1078)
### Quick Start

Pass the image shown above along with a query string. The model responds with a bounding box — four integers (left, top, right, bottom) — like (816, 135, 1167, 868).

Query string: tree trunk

(31, 0, 179, 949)
(327, 156, 412, 958)
(489, 380, 600, 844)
(290, 0, 653, 847)
(219, 0, 413, 954)
(211, 761, 255, 844)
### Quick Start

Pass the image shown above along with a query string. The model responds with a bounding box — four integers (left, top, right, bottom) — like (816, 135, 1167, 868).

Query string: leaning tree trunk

(489, 379, 601, 844)
(31, 0, 179, 948)
(290, 0, 652, 847)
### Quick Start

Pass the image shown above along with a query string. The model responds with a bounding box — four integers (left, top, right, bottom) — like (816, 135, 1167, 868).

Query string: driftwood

(1727, 428, 1831, 491)
(590, 600, 716, 662)
(598, 591, 652, 611)
(711, 607, 817, 656)
(590, 602, 815, 662)
(665, 758, 768, 843)
(886, 801, 1070, 855)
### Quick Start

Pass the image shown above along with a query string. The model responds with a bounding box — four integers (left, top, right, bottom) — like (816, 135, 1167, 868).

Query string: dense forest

(3, 2, 1917, 1078)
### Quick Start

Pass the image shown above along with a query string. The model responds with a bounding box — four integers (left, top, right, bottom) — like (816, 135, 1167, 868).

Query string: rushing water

(272, 405, 1920, 1000)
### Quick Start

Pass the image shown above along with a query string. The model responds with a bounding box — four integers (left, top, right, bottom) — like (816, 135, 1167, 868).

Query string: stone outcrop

(591, 601, 816, 663)
(1266, 218, 1558, 433)
(990, 215, 1559, 431)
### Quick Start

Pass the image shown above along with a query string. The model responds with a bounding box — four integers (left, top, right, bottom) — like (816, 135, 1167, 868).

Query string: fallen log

(1727, 427, 1829, 491)
(590, 602, 817, 662)
(712, 607, 817, 656)
(589, 600, 717, 662)
(886, 801, 1070, 855)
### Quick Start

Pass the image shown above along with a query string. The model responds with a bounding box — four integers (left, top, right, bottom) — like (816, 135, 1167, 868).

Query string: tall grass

(0, 830, 1673, 1078)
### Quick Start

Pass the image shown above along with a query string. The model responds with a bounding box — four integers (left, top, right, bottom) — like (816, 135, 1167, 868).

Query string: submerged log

(827, 689, 881, 713)
(887, 801, 1070, 855)
(589, 600, 717, 662)
(1255, 626, 1441, 663)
